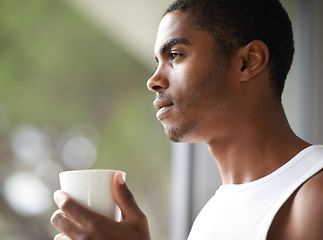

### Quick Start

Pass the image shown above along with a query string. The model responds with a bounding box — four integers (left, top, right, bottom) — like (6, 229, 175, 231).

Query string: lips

(153, 98, 174, 119)
(153, 98, 173, 110)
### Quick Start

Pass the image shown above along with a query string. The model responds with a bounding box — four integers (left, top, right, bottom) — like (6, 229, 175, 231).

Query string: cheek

(170, 61, 228, 111)
(169, 64, 190, 85)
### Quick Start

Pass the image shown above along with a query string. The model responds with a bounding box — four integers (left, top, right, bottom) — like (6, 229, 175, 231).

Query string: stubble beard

(163, 63, 229, 143)
(165, 112, 195, 143)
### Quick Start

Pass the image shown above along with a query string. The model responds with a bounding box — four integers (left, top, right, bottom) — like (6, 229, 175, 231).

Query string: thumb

(112, 172, 145, 222)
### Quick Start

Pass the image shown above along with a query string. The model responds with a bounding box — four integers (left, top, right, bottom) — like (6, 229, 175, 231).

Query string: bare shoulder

(288, 169, 323, 239)
(296, 169, 323, 210)
(268, 169, 323, 240)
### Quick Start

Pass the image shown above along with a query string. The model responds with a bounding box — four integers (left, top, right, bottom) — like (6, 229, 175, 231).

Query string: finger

(53, 190, 90, 222)
(53, 189, 118, 234)
(112, 173, 146, 222)
(54, 233, 72, 240)
(51, 209, 81, 239)
(54, 190, 115, 226)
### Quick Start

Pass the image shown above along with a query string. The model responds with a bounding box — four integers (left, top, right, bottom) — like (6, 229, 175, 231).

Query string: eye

(169, 52, 182, 61)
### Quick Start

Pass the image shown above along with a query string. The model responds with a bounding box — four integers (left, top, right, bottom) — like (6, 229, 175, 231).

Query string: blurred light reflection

(10, 125, 51, 165)
(3, 172, 52, 216)
(62, 136, 97, 169)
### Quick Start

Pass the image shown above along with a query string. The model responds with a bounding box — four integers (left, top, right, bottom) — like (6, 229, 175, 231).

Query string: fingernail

(53, 190, 59, 201)
(116, 172, 125, 185)
(53, 190, 64, 206)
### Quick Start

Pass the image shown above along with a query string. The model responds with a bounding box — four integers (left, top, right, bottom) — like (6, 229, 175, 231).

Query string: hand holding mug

(51, 171, 151, 240)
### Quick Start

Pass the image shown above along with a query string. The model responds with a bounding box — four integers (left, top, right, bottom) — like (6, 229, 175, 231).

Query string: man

(51, 0, 323, 239)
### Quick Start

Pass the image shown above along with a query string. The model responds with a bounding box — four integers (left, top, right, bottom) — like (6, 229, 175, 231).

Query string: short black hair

(164, 0, 294, 100)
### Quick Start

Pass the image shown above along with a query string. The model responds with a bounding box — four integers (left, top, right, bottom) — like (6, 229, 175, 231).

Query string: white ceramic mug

(59, 169, 126, 221)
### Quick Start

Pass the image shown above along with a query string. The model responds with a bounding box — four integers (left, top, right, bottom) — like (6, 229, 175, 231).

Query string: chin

(169, 135, 184, 143)
(165, 128, 183, 143)
(163, 121, 198, 143)
(165, 129, 200, 144)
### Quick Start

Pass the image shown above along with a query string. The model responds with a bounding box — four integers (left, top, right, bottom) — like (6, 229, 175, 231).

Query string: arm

(285, 170, 323, 240)
(51, 173, 151, 240)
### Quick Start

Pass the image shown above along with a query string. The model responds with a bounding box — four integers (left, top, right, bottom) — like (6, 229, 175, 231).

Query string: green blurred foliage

(0, 0, 170, 239)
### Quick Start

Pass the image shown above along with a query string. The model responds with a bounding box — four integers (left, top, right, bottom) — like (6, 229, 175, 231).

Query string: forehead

(154, 11, 214, 54)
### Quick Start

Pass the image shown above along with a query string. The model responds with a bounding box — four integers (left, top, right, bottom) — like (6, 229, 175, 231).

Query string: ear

(238, 40, 269, 82)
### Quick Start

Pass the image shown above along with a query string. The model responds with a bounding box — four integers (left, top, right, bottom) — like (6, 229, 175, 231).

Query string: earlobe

(239, 40, 269, 82)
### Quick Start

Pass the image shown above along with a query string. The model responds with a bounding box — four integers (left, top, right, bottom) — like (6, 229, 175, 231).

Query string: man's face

(147, 11, 237, 143)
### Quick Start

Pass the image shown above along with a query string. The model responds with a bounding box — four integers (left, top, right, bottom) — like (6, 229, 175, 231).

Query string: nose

(147, 68, 169, 92)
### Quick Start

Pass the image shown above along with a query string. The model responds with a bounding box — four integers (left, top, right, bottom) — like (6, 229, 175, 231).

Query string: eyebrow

(159, 37, 191, 54)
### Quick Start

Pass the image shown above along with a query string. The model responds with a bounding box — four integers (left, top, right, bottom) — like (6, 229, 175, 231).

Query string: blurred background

(0, 0, 322, 240)
(0, 0, 172, 239)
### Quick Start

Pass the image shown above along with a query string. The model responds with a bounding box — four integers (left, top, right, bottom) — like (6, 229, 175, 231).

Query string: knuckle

(78, 233, 93, 240)
(125, 190, 135, 201)
(135, 212, 149, 227)
(84, 215, 101, 234)
(86, 220, 97, 233)
(141, 214, 149, 226)
(59, 196, 74, 211)
(51, 210, 63, 226)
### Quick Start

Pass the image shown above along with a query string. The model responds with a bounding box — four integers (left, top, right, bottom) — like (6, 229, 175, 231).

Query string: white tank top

(187, 145, 323, 240)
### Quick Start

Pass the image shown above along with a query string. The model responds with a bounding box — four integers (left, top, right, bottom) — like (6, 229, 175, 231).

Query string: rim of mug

(59, 169, 126, 175)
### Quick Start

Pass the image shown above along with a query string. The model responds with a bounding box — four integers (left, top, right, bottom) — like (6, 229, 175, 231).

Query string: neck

(207, 104, 310, 185)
